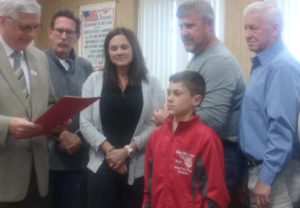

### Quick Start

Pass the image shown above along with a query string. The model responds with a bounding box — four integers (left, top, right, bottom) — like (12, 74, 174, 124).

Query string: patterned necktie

(11, 51, 29, 99)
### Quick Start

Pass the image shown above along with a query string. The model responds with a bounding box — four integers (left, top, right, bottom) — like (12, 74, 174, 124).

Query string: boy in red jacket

(143, 71, 230, 208)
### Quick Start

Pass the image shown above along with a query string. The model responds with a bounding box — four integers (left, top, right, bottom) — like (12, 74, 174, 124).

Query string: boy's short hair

(169, 71, 206, 97)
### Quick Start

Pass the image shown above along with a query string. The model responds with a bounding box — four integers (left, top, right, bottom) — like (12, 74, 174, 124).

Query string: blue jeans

(49, 170, 82, 208)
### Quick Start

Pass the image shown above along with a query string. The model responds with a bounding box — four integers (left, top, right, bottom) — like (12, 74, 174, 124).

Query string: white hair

(0, 0, 41, 18)
(243, 1, 283, 32)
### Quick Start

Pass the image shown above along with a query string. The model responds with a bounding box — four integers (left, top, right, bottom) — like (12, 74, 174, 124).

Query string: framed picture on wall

(79, 1, 116, 70)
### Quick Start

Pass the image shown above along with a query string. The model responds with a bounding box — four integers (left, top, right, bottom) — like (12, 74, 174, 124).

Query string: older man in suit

(0, 0, 61, 207)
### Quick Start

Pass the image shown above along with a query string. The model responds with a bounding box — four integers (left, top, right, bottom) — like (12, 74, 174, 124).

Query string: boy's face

(167, 82, 202, 119)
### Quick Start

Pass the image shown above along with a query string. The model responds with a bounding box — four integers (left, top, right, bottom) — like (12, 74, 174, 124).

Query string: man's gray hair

(177, 0, 215, 24)
(243, 1, 283, 32)
(0, 0, 41, 18)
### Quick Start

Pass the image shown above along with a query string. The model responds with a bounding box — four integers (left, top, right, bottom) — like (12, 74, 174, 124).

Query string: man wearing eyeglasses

(0, 0, 60, 207)
(45, 8, 93, 208)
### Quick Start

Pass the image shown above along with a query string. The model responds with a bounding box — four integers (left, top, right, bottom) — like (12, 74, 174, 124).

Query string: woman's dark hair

(103, 27, 148, 89)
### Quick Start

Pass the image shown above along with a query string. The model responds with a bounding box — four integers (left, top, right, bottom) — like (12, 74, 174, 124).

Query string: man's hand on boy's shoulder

(152, 105, 169, 126)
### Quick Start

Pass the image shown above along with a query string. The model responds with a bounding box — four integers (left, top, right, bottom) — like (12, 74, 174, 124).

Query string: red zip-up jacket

(143, 115, 230, 208)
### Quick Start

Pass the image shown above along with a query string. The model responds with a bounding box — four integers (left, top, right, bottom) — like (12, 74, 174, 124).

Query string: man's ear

(192, 94, 203, 107)
(75, 32, 81, 41)
(205, 18, 214, 32)
(48, 27, 53, 38)
(272, 23, 281, 40)
(0, 15, 6, 24)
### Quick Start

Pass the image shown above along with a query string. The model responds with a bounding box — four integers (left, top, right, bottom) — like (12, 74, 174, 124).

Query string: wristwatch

(124, 145, 134, 157)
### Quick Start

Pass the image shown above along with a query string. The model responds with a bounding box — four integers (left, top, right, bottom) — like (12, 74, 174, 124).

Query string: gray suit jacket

(0, 43, 56, 202)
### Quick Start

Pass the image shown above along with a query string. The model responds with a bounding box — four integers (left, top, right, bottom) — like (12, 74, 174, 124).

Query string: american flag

(82, 10, 98, 22)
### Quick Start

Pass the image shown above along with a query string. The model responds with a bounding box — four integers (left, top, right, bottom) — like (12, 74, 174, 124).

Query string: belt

(247, 159, 262, 168)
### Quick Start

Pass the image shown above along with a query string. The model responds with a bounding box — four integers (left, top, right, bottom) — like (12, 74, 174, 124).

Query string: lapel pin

(30, 70, 37, 76)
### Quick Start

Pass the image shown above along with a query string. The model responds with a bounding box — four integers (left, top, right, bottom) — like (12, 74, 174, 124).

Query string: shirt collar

(252, 41, 285, 67)
(0, 35, 24, 57)
(194, 40, 220, 57)
(49, 47, 75, 61)
(48, 47, 76, 72)
(58, 58, 70, 71)
(166, 114, 200, 133)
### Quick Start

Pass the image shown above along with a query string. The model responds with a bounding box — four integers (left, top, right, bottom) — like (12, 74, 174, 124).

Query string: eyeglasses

(52, 28, 76, 36)
(6, 16, 41, 33)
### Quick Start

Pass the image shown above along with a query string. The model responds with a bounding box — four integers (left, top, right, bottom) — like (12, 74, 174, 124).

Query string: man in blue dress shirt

(240, 1, 300, 208)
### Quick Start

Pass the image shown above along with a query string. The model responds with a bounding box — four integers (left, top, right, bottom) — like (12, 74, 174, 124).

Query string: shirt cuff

(258, 164, 277, 185)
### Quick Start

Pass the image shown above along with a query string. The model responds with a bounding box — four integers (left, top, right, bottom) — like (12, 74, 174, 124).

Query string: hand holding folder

(33, 96, 100, 137)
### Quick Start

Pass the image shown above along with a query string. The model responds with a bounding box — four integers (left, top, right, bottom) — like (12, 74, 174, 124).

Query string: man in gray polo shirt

(153, 1, 245, 207)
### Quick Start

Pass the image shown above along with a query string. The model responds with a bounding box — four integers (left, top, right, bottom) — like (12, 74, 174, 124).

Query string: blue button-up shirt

(239, 41, 300, 185)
